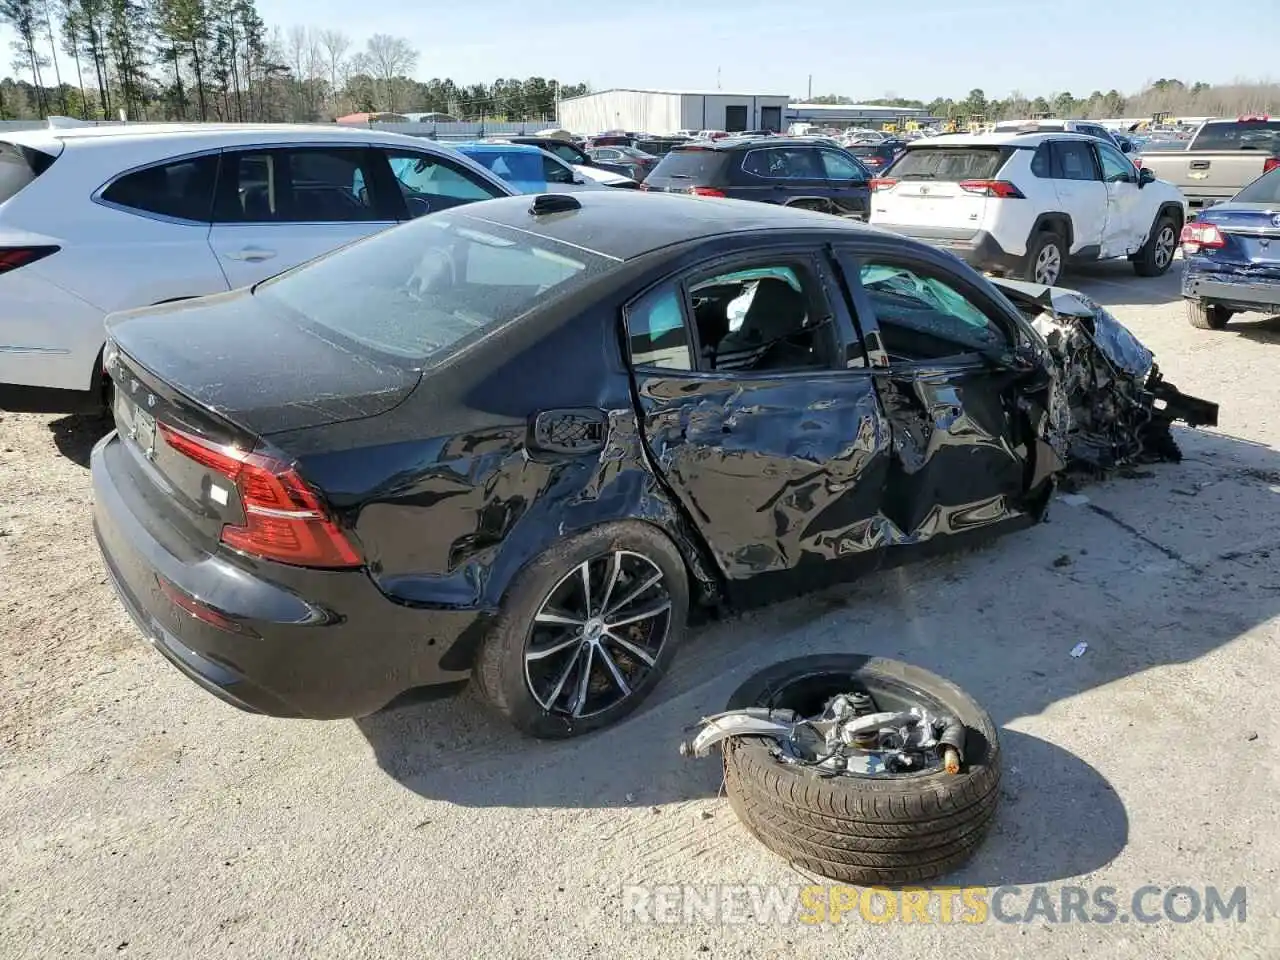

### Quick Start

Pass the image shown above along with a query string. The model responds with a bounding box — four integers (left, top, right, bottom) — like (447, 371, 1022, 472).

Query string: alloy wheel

(1034, 243, 1062, 285)
(1154, 225, 1176, 268)
(524, 551, 672, 719)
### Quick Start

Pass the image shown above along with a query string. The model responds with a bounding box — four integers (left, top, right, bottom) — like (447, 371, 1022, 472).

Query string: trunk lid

(105, 289, 423, 437)
(1197, 203, 1280, 268)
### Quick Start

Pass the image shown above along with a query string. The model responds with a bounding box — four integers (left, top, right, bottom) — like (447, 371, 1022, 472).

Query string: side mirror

(1120, 140, 1132, 154)
(1139, 167, 1156, 187)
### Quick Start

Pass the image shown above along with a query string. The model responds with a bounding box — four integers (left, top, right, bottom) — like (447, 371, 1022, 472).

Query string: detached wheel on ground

(1022, 231, 1065, 285)
(720, 654, 1000, 885)
(1132, 214, 1179, 277)
(1186, 300, 1232, 330)
(473, 521, 689, 739)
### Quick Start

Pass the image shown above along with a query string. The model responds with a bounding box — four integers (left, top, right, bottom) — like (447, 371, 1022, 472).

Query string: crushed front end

(991, 278, 1219, 473)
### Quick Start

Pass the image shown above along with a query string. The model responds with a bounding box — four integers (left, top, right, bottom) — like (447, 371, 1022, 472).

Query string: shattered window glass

(860, 263, 1006, 355)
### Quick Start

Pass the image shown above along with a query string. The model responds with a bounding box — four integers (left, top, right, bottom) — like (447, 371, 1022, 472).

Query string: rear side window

(1030, 143, 1052, 177)
(1192, 121, 1280, 152)
(256, 214, 612, 364)
(741, 147, 824, 179)
(1051, 141, 1100, 181)
(0, 141, 56, 205)
(649, 148, 729, 182)
(213, 148, 385, 223)
(885, 147, 1009, 180)
(102, 155, 219, 221)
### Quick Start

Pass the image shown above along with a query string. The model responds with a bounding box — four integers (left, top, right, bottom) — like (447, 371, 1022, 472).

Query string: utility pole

(716, 66, 721, 90)
(808, 75, 812, 100)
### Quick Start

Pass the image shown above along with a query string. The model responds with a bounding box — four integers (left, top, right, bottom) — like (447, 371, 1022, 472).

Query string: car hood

(105, 289, 423, 436)
(575, 164, 633, 186)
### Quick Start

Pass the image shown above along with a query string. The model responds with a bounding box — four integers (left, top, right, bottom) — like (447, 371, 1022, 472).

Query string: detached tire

(1187, 300, 1231, 330)
(721, 654, 1000, 885)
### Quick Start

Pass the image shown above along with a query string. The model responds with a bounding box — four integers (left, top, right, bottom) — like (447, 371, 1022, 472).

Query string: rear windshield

(0, 141, 55, 204)
(1234, 167, 1280, 203)
(648, 148, 729, 182)
(255, 214, 613, 364)
(1192, 121, 1280, 152)
(885, 146, 1011, 180)
(848, 145, 889, 158)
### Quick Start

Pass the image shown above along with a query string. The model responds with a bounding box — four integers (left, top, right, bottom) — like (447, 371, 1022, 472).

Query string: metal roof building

(555, 88, 792, 136)
(786, 102, 933, 125)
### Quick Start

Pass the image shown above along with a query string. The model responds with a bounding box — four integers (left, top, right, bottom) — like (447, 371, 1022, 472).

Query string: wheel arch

(1029, 212, 1073, 250)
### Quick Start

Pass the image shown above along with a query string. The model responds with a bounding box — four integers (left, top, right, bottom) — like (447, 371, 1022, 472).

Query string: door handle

(1189, 160, 1211, 170)
(225, 247, 277, 262)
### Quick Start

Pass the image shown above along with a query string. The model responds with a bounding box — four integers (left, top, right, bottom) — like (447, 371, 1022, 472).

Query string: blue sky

(4, 0, 1277, 101)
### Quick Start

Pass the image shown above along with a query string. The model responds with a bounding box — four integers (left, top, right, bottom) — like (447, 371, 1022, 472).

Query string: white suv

(0, 123, 515, 413)
(869, 132, 1186, 285)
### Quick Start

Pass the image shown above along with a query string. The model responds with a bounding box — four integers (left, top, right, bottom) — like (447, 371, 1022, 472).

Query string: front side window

(859, 262, 1007, 359)
(819, 149, 866, 181)
(687, 261, 830, 373)
(255, 214, 611, 364)
(547, 142, 588, 165)
(542, 155, 575, 184)
(625, 284, 691, 370)
(213, 148, 383, 223)
(384, 149, 505, 216)
(1051, 141, 1100, 181)
(1096, 142, 1136, 183)
(594, 148, 621, 160)
(103, 154, 220, 222)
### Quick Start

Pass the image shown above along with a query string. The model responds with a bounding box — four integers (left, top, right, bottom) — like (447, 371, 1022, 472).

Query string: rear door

(833, 243, 1057, 553)
(1047, 139, 1106, 255)
(208, 145, 399, 289)
(736, 146, 828, 205)
(818, 147, 871, 218)
(624, 246, 895, 601)
(870, 145, 1009, 241)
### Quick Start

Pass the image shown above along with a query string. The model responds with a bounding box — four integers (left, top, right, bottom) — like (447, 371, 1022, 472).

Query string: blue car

(452, 141, 602, 195)
(1181, 164, 1280, 329)
(640, 136, 872, 219)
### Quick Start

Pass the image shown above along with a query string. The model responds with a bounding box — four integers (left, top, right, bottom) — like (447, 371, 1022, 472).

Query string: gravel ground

(2, 261, 1279, 959)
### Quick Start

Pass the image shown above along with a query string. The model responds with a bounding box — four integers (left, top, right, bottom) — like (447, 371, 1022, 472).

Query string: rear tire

(473, 521, 689, 739)
(1133, 214, 1179, 277)
(1187, 300, 1231, 330)
(1022, 230, 1065, 285)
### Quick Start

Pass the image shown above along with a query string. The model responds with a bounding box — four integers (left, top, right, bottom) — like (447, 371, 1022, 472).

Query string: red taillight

(638, 182, 651, 191)
(869, 177, 898, 191)
(1263, 157, 1280, 174)
(1238, 114, 1270, 122)
(158, 423, 361, 568)
(1180, 221, 1226, 252)
(0, 245, 58, 275)
(958, 179, 1025, 199)
(689, 186, 726, 197)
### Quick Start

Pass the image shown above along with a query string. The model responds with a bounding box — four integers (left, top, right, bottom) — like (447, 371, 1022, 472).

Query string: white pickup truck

(1136, 116, 1280, 209)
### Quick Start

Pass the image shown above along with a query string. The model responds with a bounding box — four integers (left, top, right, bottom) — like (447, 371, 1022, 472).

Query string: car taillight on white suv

(0, 245, 58, 275)
(956, 179, 1025, 198)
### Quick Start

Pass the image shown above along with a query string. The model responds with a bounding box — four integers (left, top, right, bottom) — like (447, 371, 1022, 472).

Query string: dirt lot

(3, 262, 1279, 959)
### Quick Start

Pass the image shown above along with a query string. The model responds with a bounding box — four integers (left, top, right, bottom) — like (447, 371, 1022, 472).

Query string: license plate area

(116, 389, 158, 460)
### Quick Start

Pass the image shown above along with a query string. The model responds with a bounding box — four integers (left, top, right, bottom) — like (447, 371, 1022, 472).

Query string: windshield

(886, 146, 1010, 180)
(1192, 121, 1280, 152)
(1234, 167, 1280, 203)
(255, 214, 612, 363)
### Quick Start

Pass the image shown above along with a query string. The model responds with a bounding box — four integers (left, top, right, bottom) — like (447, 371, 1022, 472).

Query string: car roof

(674, 136, 837, 152)
(454, 190, 873, 261)
(1, 122, 464, 153)
(908, 131, 1100, 148)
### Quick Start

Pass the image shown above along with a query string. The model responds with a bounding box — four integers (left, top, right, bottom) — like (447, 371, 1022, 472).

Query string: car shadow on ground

(357, 424, 1280, 883)
(1226, 312, 1280, 345)
(48, 413, 112, 468)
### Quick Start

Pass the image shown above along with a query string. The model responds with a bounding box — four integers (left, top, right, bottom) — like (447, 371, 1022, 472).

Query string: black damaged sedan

(92, 191, 1211, 737)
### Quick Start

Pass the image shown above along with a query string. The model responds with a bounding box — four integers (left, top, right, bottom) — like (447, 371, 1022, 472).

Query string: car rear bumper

(875, 225, 1023, 274)
(91, 432, 486, 719)
(1182, 271, 1280, 314)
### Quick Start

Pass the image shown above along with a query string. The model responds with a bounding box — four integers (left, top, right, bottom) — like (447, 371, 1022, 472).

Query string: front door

(836, 246, 1050, 554)
(818, 148, 871, 219)
(623, 250, 894, 602)
(1094, 140, 1147, 257)
(208, 146, 399, 289)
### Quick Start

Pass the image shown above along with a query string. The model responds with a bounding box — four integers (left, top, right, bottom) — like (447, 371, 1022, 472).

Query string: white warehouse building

(555, 88, 792, 136)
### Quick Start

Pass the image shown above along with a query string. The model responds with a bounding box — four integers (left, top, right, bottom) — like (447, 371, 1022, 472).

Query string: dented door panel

(633, 371, 894, 599)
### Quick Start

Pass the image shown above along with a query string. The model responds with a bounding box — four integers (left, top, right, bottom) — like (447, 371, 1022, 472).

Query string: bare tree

(362, 32, 415, 112)
(316, 26, 347, 114)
